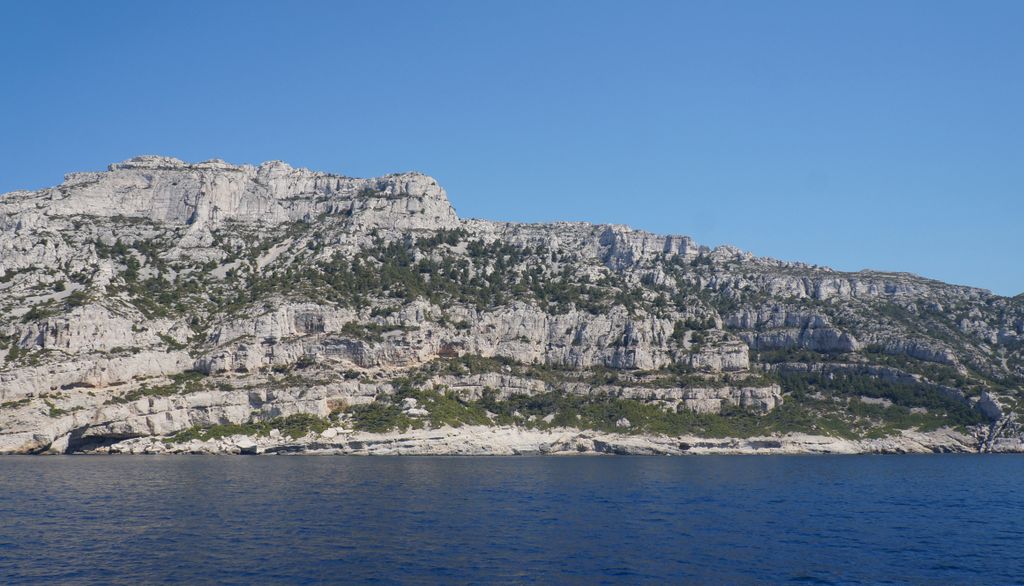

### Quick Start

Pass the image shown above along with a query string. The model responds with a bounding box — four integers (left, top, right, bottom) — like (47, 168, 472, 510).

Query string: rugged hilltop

(1, 156, 1021, 455)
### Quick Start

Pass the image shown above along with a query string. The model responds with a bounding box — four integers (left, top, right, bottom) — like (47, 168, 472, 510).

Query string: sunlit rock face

(0, 157, 1021, 454)
(53, 156, 459, 230)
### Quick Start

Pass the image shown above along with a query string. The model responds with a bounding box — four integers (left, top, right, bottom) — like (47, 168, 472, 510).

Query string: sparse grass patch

(106, 370, 208, 404)
(1, 397, 31, 410)
(165, 413, 331, 443)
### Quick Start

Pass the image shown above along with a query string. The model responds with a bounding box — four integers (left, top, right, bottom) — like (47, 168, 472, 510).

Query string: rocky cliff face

(1, 157, 1021, 454)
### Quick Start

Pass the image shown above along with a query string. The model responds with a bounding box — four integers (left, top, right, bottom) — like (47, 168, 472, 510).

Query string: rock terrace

(1, 157, 1021, 454)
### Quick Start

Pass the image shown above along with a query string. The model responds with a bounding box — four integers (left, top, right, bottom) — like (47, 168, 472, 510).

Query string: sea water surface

(1, 455, 1023, 584)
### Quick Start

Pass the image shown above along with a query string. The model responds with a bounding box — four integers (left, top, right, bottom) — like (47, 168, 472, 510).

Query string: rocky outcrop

(1, 157, 1021, 455)
(871, 338, 958, 366)
(54, 156, 459, 230)
(90, 425, 981, 456)
(0, 350, 192, 401)
(599, 225, 703, 270)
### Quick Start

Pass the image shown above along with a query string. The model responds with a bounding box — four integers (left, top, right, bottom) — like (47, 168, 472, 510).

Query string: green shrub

(165, 413, 331, 443)
(347, 402, 412, 433)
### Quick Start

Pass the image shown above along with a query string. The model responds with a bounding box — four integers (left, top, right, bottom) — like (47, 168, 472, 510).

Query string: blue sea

(1, 455, 1022, 584)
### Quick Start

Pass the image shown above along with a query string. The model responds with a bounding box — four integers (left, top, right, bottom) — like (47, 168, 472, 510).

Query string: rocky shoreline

(3, 157, 1022, 456)
(68, 425, 1024, 456)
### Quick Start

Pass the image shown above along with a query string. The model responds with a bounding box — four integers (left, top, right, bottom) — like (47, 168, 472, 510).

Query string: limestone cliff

(1, 157, 1021, 454)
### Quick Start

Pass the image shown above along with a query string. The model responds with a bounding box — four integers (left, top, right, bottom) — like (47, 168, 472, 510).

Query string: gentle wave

(1, 455, 1023, 584)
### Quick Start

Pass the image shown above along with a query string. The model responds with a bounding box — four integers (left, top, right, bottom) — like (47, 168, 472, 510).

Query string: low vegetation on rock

(0, 156, 1020, 454)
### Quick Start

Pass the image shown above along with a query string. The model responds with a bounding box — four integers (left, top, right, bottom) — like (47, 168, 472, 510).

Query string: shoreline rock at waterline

(2, 156, 1022, 455)
(75, 425, 1023, 456)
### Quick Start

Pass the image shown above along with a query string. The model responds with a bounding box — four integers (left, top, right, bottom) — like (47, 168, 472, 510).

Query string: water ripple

(0, 455, 1023, 584)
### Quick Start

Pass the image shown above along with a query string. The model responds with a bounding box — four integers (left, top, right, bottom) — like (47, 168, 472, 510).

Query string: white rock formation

(0, 156, 1020, 455)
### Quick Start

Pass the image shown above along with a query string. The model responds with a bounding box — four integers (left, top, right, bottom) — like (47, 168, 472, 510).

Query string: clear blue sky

(2, 1, 1021, 296)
